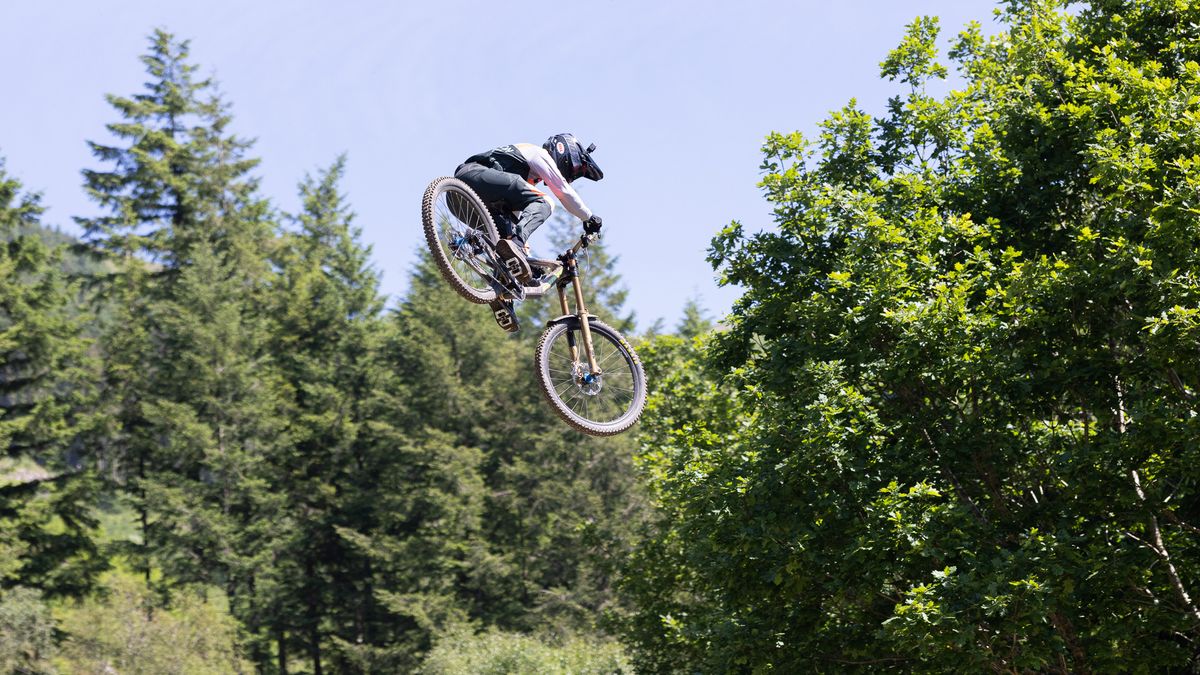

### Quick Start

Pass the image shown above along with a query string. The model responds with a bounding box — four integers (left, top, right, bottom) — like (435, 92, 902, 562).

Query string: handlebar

(571, 232, 599, 254)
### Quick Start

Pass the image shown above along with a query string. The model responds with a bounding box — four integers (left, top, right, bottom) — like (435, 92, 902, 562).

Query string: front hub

(577, 369, 603, 396)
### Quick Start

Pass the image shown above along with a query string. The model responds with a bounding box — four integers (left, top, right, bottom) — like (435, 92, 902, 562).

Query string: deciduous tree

(629, 1, 1200, 671)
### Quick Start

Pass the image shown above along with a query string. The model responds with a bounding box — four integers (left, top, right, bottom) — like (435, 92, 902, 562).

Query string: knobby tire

(535, 317, 647, 436)
(421, 177, 500, 304)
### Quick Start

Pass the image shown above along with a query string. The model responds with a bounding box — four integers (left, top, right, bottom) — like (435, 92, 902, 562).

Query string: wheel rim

(544, 326, 641, 425)
(432, 188, 498, 294)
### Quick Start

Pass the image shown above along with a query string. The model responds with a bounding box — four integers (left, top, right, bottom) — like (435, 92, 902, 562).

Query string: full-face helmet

(543, 133, 603, 182)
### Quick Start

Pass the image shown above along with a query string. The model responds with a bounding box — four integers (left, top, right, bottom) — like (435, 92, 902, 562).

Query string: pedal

(490, 299, 519, 333)
(504, 257, 525, 277)
(528, 258, 560, 276)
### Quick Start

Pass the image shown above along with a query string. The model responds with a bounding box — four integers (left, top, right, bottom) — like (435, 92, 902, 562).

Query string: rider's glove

(583, 215, 603, 234)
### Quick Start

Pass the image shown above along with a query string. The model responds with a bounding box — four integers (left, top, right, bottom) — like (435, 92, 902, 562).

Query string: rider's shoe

(489, 297, 519, 333)
(496, 237, 532, 283)
(526, 257, 563, 287)
(525, 264, 558, 288)
(525, 261, 546, 287)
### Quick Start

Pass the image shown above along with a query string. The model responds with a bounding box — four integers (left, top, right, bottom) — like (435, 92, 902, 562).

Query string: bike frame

(475, 229, 602, 376)
(429, 178, 644, 435)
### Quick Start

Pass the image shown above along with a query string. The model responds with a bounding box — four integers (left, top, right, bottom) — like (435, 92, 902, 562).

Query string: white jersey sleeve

(516, 143, 593, 221)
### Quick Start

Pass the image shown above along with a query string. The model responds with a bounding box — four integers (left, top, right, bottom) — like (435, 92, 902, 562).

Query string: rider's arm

(516, 143, 593, 221)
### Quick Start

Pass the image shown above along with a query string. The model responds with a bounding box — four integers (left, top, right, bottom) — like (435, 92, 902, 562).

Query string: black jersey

(463, 143, 592, 221)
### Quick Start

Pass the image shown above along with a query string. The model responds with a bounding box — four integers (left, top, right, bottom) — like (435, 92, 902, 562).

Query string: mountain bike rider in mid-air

(454, 133, 604, 332)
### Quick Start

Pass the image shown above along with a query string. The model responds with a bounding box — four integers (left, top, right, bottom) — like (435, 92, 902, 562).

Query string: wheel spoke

(432, 188, 496, 295)
(563, 389, 586, 410)
(554, 379, 577, 400)
(545, 328, 633, 423)
(536, 320, 645, 431)
(595, 349, 627, 372)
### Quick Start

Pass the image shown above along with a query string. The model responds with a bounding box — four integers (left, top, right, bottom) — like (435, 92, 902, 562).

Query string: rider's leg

(453, 164, 551, 282)
(505, 194, 553, 281)
(455, 163, 550, 244)
(510, 198, 551, 248)
(489, 210, 519, 241)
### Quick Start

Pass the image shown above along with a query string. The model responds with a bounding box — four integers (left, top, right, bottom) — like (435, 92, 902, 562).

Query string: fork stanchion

(572, 267, 601, 375)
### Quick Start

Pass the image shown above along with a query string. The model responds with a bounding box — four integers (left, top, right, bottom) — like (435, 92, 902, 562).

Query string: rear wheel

(421, 177, 501, 304)
(535, 318, 646, 436)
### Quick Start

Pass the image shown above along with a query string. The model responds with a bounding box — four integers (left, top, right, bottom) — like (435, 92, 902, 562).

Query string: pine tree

(675, 297, 713, 339)
(351, 250, 648, 657)
(140, 236, 288, 657)
(0, 157, 103, 600)
(267, 156, 391, 674)
(79, 30, 264, 268)
(325, 257, 499, 670)
(77, 29, 287, 667)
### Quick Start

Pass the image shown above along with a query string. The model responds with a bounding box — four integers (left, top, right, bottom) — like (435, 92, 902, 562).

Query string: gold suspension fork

(573, 272, 601, 375)
(558, 243, 601, 375)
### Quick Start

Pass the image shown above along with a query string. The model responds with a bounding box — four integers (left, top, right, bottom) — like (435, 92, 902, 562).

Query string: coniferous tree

(329, 257, 498, 670)
(675, 297, 713, 339)
(0, 157, 103, 601)
(79, 30, 264, 267)
(77, 29, 287, 667)
(64, 27, 651, 672)
(142, 235, 288, 660)
(268, 156, 391, 674)
(347, 249, 648, 665)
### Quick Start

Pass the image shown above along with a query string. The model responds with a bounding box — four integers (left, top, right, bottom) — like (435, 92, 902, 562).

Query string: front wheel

(535, 318, 647, 436)
(421, 177, 501, 304)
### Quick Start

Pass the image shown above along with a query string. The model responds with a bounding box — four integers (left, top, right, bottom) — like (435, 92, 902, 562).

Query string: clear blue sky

(1, 0, 998, 329)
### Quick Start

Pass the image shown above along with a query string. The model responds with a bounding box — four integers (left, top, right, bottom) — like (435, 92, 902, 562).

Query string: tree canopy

(7, 2, 1200, 672)
(626, 0, 1200, 671)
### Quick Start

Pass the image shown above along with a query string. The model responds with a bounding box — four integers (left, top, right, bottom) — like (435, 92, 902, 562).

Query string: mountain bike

(421, 176, 647, 436)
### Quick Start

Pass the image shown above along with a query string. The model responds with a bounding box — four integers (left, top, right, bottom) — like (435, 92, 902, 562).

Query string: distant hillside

(8, 223, 112, 278)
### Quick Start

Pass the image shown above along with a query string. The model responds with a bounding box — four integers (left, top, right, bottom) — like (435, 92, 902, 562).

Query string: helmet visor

(580, 152, 603, 181)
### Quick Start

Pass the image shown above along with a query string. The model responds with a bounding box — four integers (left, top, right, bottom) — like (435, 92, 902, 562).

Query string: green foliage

(1, 223, 111, 279)
(327, 250, 648, 668)
(0, 587, 55, 674)
(674, 297, 713, 339)
(78, 28, 291, 668)
(62, 28, 650, 672)
(261, 155, 393, 673)
(138, 234, 290, 647)
(617, 330, 745, 674)
(628, 0, 1200, 671)
(420, 624, 633, 675)
(78, 29, 264, 266)
(55, 569, 250, 674)
(0, 157, 104, 600)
